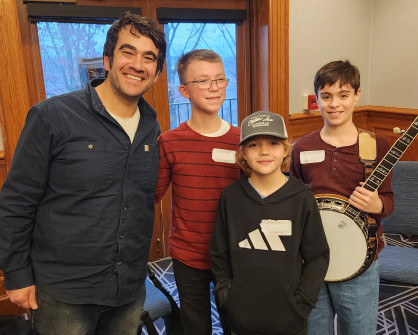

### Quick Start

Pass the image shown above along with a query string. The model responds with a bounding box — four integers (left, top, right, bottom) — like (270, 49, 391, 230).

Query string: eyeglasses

(182, 78, 229, 89)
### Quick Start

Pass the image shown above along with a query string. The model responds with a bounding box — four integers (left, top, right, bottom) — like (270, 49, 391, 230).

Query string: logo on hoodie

(239, 219, 292, 251)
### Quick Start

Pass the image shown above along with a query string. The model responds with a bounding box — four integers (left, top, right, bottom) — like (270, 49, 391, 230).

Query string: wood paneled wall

(250, 0, 289, 124)
(0, 0, 33, 171)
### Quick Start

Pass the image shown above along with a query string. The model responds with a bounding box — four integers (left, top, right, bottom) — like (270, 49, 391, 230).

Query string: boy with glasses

(155, 49, 241, 334)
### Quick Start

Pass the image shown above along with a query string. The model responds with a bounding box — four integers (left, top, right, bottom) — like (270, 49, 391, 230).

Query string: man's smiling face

(103, 26, 159, 101)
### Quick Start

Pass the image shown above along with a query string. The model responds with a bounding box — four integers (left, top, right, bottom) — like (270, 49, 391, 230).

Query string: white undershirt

(108, 107, 140, 143)
(202, 119, 231, 137)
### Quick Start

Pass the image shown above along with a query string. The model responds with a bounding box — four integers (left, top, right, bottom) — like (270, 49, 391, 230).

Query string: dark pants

(31, 285, 145, 335)
(172, 259, 215, 335)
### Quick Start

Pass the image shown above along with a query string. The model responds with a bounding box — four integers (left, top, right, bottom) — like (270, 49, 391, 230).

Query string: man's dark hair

(103, 12, 166, 75)
(314, 60, 360, 95)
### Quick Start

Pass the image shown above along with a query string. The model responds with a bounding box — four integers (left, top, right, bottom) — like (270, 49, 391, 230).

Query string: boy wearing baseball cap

(210, 111, 329, 335)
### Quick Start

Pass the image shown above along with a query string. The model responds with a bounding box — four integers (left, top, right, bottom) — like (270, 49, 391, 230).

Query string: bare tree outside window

(37, 22, 111, 98)
(36, 21, 238, 128)
(165, 23, 238, 128)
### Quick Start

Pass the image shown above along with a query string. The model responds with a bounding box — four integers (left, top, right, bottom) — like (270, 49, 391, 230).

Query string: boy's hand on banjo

(349, 182, 383, 214)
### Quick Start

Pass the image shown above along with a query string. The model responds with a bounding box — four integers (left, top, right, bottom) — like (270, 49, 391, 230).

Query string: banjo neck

(344, 116, 418, 220)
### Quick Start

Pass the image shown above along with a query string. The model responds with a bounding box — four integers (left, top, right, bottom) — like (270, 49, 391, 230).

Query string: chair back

(381, 161, 418, 235)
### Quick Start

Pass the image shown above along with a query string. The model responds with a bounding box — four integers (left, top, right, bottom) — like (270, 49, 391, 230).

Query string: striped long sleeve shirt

(155, 122, 241, 270)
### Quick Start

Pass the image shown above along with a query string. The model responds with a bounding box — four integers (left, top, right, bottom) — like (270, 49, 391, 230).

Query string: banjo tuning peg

(393, 127, 405, 134)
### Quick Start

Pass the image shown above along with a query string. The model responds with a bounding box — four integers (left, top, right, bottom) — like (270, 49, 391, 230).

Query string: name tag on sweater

(300, 150, 325, 164)
(212, 148, 236, 164)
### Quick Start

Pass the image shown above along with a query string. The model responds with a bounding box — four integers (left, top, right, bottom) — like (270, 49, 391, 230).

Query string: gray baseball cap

(239, 111, 288, 145)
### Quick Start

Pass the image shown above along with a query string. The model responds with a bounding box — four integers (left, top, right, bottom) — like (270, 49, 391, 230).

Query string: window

(37, 22, 110, 98)
(165, 23, 237, 128)
(157, 7, 247, 129)
(27, 4, 140, 98)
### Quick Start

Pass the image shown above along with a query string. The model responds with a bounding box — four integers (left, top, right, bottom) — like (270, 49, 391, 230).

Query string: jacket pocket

(133, 143, 159, 190)
(223, 280, 306, 334)
(65, 142, 113, 191)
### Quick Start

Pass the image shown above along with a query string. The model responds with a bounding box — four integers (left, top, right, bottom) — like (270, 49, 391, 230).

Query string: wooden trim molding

(26, 4, 141, 23)
(355, 105, 418, 116)
(0, 0, 32, 169)
(268, 0, 289, 125)
(156, 7, 247, 23)
(289, 105, 418, 121)
(249, 0, 270, 112)
(24, 0, 75, 3)
(249, 0, 289, 127)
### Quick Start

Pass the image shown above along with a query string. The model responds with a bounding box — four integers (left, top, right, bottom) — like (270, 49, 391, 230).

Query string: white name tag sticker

(260, 219, 292, 236)
(300, 150, 325, 164)
(212, 148, 236, 164)
(260, 219, 292, 251)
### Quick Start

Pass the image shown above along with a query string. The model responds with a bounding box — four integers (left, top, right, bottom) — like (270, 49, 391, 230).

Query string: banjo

(316, 116, 418, 282)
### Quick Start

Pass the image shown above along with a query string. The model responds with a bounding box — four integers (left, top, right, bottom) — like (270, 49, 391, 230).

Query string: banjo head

(319, 210, 368, 281)
(316, 195, 372, 282)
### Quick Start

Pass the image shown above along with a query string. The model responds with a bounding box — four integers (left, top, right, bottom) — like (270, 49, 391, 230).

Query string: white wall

(289, 0, 418, 114)
(369, 0, 418, 108)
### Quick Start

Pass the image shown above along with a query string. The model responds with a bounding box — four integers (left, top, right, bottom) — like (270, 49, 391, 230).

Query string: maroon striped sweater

(155, 122, 241, 270)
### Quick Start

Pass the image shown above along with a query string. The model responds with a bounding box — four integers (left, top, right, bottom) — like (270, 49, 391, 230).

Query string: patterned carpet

(143, 253, 418, 335)
(378, 282, 418, 335)
(377, 233, 418, 335)
(1, 234, 416, 335)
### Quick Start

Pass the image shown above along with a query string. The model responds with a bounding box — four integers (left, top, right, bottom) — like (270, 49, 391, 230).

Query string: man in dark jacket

(0, 12, 166, 335)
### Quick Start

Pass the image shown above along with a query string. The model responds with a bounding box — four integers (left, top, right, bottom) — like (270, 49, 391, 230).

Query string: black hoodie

(211, 175, 329, 335)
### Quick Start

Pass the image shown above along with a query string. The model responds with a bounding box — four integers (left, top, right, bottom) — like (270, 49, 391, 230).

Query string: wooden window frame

(26, 4, 141, 23)
(156, 7, 246, 23)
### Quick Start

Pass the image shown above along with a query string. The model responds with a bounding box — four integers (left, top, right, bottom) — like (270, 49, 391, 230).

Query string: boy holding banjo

(290, 60, 394, 335)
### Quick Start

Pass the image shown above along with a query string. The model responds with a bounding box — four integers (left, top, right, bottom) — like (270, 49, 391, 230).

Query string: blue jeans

(32, 283, 145, 335)
(307, 261, 379, 335)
